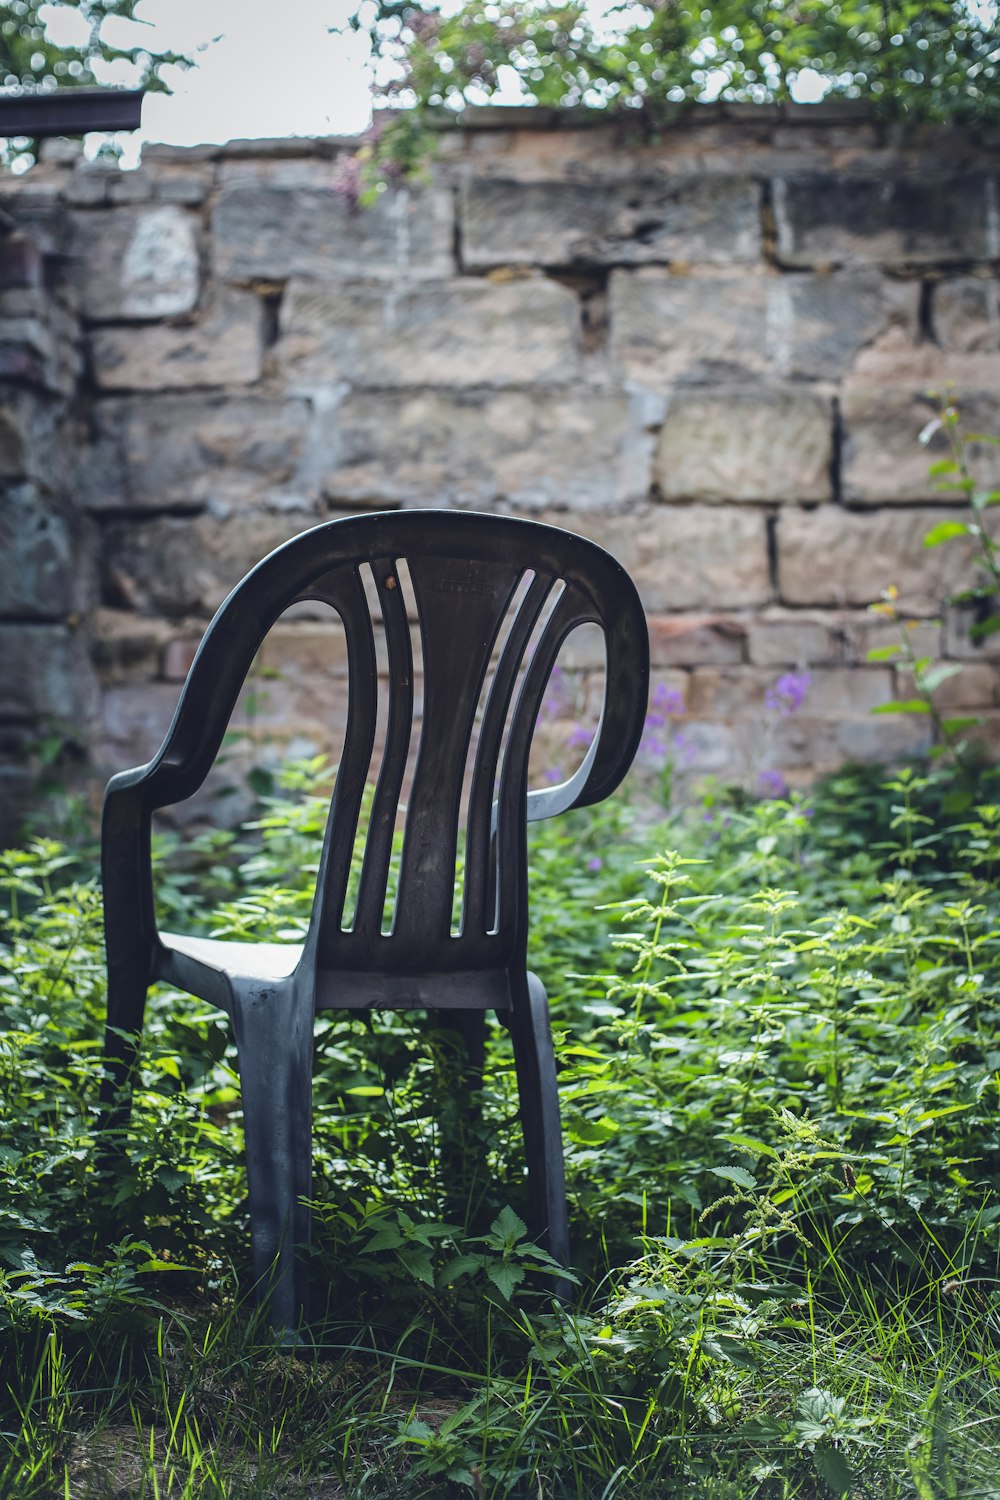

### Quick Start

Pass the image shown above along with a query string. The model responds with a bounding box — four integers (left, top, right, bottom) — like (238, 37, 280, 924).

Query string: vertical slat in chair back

(308, 543, 600, 975)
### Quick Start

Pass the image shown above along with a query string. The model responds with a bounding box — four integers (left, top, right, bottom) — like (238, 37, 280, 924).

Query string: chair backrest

(142, 511, 649, 976)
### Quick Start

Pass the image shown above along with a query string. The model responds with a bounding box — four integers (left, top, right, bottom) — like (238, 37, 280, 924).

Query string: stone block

(0, 623, 98, 730)
(610, 269, 917, 385)
(777, 505, 991, 613)
(212, 182, 454, 282)
(896, 661, 999, 710)
(81, 393, 313, 511)
(842, 388, 1000, 504)
(687, 665, 891, 719)
(933, 276, 1000, 352)
(0, 234, 43, 290)
(835, 712, 934, 763)
(0, 390, 37, 480)
(647, 614, 746, 666)
(278, 277, 582, 388)
(318, 388, 635, 510)
(746, 611, 844, 666)
(0, 484, 88, 618)
(845, 614, 941, 666)
(99, 681, 186, 767)
(101, 508, 324, 618)
(610, 270, 770, 384)
(462, 175, 762, 269)
(162, 636, 202, 681)
(154, 170, 211, 206)
(943, 602, 1000, 661)
(656, 387, 833, 503)
(91, 609, 176, 684)
(73, 204, 199, 321)
(773, 172, 993, 268)
(91, 290, 265, 392)
(780, 272, 919, 381)
(107, 172, 155, 205)
(564, 505, 771, 612)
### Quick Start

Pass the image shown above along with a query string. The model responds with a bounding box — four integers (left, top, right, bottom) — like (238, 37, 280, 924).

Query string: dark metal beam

(0, 88, 144, 138)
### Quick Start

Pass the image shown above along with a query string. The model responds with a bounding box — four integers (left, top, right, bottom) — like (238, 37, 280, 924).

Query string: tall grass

(2, 761, 999, 1497)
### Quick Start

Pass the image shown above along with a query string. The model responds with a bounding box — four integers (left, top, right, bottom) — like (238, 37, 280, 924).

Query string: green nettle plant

(868, 400, 1000, 782)
(2, 751, 1000, 1496)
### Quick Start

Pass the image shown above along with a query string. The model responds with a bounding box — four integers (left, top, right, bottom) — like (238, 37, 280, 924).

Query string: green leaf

(920, 664, 962, 691)
(866, 644, 902, 661)
(710, 1165, 757, 1190)
(813, 1446, 854, 1496)
(362, 1225, 405, 1253)
(924, 521, 970, 547)
(490, 1206, 528, 1243)
(486, 1262, 525, 1301)
(942, 716, 980, 734)
(441, 1254, 482, 1284)
(871, 700, 931, 714)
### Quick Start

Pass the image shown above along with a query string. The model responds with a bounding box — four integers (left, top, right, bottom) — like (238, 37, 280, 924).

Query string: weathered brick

(278, 277, 583, 388)
(610, 269, 917, 384)
(934, 276, 1000, 352)
(462, 175, 762, 269)
(656, 387, 833, 503)
(746, 612, 844, 666)
(647, 614, 746, 666)
(73, 204, 199, 321)
(91, 290, 265, 392)
(101, 508, 325, 618)
(0, 623, 98, 728)
(943, 602, 1000, 660)
(778, 505, 990, 613)
(842, 387, 1000, 504)
(773, 172, 993, 268)
(318, 387, 635, 510)
(843, 614, 941, 666)
(81, 394, 313, 511)
(688, 665, 892, 719)
(747, 709, 932, 770)
(212, 182, 454, 282)
(896, 661, 1000, 710)
(563, 506, 772, 612)
(0, 484, 89, 618)
(91, 609, 176, 684)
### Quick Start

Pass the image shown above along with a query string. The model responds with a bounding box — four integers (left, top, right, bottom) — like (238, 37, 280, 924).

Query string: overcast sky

(43, 0, 376, 157)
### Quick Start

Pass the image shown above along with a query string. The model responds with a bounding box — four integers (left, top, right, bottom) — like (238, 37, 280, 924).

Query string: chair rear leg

(428, 1008, 488, 1231)
(509, 973, 571, 1299)
(232, 977, 313, 1342)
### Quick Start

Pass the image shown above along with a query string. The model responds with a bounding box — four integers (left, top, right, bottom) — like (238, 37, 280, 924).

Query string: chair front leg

(509, 972, 571, 1298)
(231, 975, 314, 1341)
(99, 954, 151, 1147)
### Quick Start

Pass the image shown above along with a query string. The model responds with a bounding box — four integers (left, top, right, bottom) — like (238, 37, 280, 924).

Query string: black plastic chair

(99, 510, 649, 1335)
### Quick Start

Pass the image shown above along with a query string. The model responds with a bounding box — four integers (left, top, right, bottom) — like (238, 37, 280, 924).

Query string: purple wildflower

(765, 671, 811, 716)
(672, 729, 699, 769)
(638, 681, 686, 761)
(587, 856, 603, 872)
(757, 767, 788, 799)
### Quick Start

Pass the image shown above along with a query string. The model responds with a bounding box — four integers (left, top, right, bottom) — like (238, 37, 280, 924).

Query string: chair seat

(162, 931, 303, 981)
(158, 932, 514, 1014)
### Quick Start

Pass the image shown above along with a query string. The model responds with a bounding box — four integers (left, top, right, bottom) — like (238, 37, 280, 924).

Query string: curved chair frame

(100, 510, 649, 1333)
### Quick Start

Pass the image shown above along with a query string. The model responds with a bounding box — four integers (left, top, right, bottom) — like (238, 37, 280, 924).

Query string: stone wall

(2, 106, 999, 826)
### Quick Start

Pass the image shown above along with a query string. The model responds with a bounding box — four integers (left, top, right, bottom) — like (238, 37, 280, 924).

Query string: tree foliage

(357, 0, 1000, 125)
(1, 0, 185, 96)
